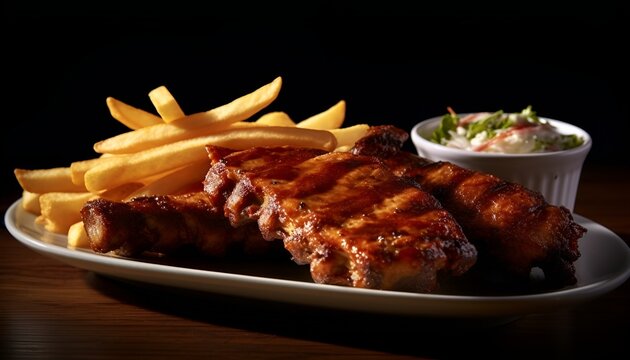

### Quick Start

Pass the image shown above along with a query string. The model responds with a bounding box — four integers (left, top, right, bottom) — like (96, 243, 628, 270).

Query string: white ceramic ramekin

(411, 116, 592, 212)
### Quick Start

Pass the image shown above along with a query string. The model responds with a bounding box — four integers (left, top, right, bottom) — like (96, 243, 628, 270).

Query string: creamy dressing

(431, 107, 584, 154)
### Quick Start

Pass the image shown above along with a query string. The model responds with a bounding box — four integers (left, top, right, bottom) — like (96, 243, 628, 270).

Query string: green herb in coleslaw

(430, 106, 584, 153)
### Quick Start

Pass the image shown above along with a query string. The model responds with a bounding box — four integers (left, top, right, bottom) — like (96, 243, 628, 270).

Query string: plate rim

(4, 198, 630, 318)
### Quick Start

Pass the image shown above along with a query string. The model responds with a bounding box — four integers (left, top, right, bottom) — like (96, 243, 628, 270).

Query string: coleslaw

(430, 106, 585, 153)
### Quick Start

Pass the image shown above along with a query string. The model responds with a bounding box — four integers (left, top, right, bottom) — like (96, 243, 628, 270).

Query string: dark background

(3, 2, 628, 202)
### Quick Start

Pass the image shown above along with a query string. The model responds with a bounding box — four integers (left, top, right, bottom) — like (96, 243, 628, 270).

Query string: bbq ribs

(80, 125, 585, 292)
(352, 125, 585, 286)
(81, 191, 273, 258)
(203, 145, 477, 292)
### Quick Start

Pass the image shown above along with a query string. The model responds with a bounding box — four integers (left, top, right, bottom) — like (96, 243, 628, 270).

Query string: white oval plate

(4, 199, 630, 318)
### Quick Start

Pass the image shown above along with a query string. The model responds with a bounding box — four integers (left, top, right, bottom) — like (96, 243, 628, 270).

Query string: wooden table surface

(2, 165, 629, 360)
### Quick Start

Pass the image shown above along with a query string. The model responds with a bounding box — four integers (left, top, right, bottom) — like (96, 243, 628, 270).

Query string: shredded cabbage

(430, 106, 584, 153)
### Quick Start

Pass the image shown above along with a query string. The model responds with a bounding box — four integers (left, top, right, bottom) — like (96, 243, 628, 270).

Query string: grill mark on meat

(204, 146, 477, 293)
(406, 161, 583, 285)
(81, 124, 584, 292)
(81, 192, 274, 258)
(353, 125, 586, 287)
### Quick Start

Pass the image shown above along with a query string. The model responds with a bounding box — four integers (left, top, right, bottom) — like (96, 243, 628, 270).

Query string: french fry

(34, 215, 46, 227)
(22, 190, 41, 215)
(126, 159, 211, 199)
(330, 124, 370, 150)
(94, 76, 283, 155)
(296, 100, 346, 130)
(38, 192, 96, 233)
(70, 155, 122, 187)
(148, 85, 185, 122)
(85, 126, 337, 192)
(70, 158, 97, 185)
(14, 76, 372, 254)
(255, 111, 296, 127)
(67, 221, 90, 249)
(99, 182, 145, 201)
(106, 97, 163, 130)
(14, 167, 87, 194)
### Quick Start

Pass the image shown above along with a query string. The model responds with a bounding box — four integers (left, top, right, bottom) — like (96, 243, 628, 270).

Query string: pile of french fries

(13, 76, 370, 249)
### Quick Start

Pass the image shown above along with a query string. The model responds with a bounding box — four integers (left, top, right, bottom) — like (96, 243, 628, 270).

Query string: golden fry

(14, 167, 87, 194)
(296, 100, 346, 130)
(148, 85, 185, 122)
(67, 221, 90, 249)
(330, 124, 370, 150)
(126, 160, 210, 199)
(70, 155, 121, 187)
(22, 190, 41, 215)
(38, 192, 96, 234)
(106, 97, 163, 130)
(84, 126, 337, 192)
(94, 77, 283, 154)
(70, 157, 105, 186)
(17, 76, 371, 252)
(34, 215, 46, 227)
(255, 111, 296, 127)
(99, 182, 145, 201)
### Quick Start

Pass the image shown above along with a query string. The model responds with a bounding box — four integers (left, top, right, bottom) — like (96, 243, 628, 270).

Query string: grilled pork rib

(80, 124, 584, 291)
(81, 192, 271, 257)
(352, 125, 585, 286)
(203, 146, 477, 293)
